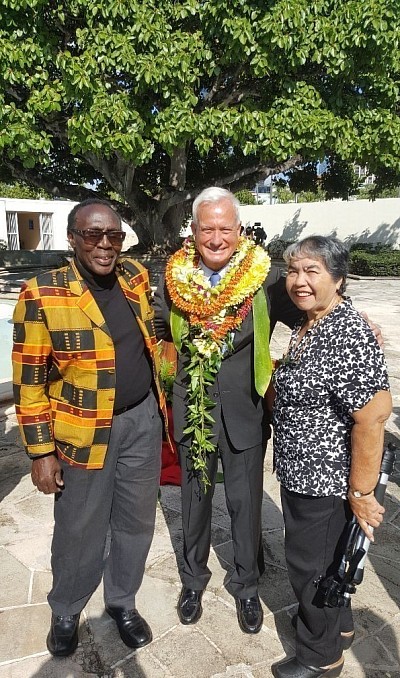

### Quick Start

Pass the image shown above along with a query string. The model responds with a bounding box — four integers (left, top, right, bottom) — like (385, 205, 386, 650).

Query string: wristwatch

(349, 488, 374, 498)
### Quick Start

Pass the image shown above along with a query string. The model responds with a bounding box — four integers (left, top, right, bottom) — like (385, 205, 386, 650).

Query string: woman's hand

(350, 390, 392, 538)
(360, 312, 384, 348)
(347, 492, 385, 541)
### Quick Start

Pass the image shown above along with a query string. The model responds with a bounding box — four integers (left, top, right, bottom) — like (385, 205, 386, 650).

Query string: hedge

(266, 239, 400, 276)
(349, 250, 400, 276)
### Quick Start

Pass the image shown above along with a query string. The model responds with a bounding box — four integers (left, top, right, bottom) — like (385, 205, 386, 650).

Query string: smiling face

(286, 254, 343, 320)
(67, 204, 122, 276)
(191, 198, 241, 271)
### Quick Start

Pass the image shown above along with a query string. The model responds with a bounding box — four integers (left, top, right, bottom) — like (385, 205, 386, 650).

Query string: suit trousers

(281, 487, 354, 667)
(178, 423, 264, 599)
(48, 391, 162, 616)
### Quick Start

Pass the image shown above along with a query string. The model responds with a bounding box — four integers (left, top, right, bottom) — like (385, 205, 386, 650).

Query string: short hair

(283, 235, 349, 295)
(67, 198, 121, 233)
(192, 187, 240, 225)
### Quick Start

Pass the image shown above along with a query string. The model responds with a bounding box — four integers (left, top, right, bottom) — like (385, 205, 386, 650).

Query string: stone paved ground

(0, 278, 399, 677)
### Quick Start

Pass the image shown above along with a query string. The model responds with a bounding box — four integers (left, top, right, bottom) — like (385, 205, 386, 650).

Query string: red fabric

(160, 405, 181, 485)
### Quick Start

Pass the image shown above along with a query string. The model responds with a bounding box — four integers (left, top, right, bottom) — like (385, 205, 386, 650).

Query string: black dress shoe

(340, 631, 354, 650)
(291, 614, 354, 650)
(106, 607, 152, 649)
(177, 587, 203, 624)
(46, 613, 80, 657)
(271, 656, 344, 678)
(235, 595, 263, 634)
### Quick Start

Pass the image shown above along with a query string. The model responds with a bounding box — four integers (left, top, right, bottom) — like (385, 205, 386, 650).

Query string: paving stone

(0, 605, 50, 661)
(0, 277, 399, 677)
(0, 549, 30, 607)
(31, 570, 53, 605)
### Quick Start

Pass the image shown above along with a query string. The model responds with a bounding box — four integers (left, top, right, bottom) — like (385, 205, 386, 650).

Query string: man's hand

(348, 492, 385, 541)
(360, 311, 384, 348)
(31, 455, 64, 494)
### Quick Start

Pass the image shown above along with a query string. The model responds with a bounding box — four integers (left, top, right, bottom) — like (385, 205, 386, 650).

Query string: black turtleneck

(75, 258, 152, 411)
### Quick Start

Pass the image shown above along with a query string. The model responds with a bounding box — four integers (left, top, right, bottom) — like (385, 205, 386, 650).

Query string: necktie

(209, 272, 221, 287)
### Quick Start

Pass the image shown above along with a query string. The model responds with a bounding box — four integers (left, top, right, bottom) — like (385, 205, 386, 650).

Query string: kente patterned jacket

(12, 257, 167, 469)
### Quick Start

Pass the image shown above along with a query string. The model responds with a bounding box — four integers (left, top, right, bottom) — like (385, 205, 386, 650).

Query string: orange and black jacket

(12, 257, 167, 469)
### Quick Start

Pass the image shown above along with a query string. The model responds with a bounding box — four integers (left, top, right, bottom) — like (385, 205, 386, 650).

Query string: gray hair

(192, 187, 240, 225)
(283, 236, 349, 295)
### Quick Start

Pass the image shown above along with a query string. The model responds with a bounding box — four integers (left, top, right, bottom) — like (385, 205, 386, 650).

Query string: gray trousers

(48, 391, 162, 616)
(178, 424, 264, 599)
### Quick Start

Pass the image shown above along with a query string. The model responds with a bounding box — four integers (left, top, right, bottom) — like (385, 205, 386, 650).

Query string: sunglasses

(70, 228, 126, 246)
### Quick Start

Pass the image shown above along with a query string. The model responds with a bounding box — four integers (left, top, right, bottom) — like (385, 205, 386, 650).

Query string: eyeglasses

(69, 228, 126, 246)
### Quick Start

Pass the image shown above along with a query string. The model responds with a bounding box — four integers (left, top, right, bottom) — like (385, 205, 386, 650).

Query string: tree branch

(159, 154, 303, 209)
(1, 159, 98, 202)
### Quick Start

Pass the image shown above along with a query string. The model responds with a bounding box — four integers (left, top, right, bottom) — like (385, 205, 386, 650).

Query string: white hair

(192, 187, 240, 225)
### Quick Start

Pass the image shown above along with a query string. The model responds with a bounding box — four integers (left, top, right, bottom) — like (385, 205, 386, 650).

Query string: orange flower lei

(166, 236, 271, 491)
(166, 235, 270, 344)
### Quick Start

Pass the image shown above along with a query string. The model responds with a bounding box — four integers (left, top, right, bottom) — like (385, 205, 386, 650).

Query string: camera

(316, 443, 396, 609)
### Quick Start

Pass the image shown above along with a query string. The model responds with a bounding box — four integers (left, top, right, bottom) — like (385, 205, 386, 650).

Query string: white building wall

(0, 198, 138, 250)
(1, 196, 399, 250)
(240, 198, 400, 249)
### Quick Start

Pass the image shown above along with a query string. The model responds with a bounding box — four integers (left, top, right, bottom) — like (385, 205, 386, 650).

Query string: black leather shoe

(177, 587, 203, 625)
(291, 614, 354, 650)
(271, 656, 344, 678)
(46, 613, 80, 657)
(340, 631, 355, 650)
(235, 595, 263, 634)
(106, 607, 152, 649)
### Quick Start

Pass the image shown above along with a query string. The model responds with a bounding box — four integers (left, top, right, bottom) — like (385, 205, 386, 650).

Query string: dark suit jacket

(153, 264, 301, 450)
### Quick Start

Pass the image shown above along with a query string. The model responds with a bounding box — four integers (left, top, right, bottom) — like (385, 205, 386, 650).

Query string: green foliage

(349, 242, 394, 252)
(287, 163, 319, 195)
(0, 0, 399, 245)
(0, 181, 50, 199)
(350, 249, 400, 276)
(275, 186, 294, 204)
(356, 184, 400, 200)
(235, 189, 257, 205)
(183, 347, 221, 493)
(0, 239, 7, 250)
(159, 355, 176, 403)
(267, 239, 294, 259)
(275, 185, 325, 203)
(321, 157, 360, 200)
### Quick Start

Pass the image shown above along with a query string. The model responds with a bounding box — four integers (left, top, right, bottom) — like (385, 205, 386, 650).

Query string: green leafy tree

(0, 1, 399, 248)
(287, 163, 319, 196)
(357, 184, 400, 199)
(320, 157, 361, 199)
(235, 189, 258, 205)
(275, 185, 294, 204)
(0, 181, 50, 199)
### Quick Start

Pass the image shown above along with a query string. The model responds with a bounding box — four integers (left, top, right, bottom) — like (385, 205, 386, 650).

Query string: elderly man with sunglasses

(12, 198, 167, 657)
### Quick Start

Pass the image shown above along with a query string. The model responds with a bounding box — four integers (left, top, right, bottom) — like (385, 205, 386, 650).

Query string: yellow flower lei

(166, 236, 271, 491)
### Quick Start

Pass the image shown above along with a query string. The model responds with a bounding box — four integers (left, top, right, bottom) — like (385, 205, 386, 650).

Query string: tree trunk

(130, 199, 189, 251)
(162, 202, 190, 250)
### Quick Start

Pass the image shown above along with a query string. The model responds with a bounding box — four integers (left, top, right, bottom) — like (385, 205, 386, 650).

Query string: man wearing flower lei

(154, 186, 304, 635)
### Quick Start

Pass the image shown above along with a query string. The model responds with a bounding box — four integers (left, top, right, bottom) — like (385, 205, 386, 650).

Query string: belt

(113, 391, 150, 416)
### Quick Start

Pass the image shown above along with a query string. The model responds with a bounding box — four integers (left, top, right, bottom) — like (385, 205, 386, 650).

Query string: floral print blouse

(272, 299, 390, 498)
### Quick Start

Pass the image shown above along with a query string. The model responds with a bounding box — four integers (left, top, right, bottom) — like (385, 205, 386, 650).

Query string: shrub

(234, 189, 258, 205)
(349, 250, 400, 276)
(266, 239, 400, 275)
(267, 239, 294, 258)
(349, 242, 393, 253)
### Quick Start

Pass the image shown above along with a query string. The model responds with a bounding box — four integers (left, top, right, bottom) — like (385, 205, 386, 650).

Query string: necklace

(280, 297, 342, 367)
